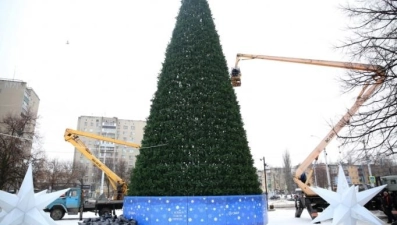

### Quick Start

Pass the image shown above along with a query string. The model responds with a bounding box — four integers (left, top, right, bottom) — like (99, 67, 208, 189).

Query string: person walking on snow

(382, 190, 397, 224)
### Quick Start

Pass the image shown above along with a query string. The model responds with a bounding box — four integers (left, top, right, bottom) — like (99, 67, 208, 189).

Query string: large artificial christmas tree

(129, 0, 261, 196)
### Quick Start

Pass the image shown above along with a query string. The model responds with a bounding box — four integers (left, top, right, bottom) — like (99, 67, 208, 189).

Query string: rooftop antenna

(13, 66, 16, 80)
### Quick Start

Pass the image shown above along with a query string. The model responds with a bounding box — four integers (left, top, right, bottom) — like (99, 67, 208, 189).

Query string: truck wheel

(50, 208, 65, 220)
(99, 207, 111, 216)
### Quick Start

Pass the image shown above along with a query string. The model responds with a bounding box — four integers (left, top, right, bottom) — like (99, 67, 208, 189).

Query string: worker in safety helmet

(300, 173, 307, 183)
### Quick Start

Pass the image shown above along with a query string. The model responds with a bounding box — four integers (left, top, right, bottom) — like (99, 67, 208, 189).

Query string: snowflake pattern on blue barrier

(123, 194, 267, 225)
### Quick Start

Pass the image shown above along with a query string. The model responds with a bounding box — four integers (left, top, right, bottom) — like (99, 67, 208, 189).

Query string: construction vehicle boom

(231, 53, 385, 218)
(64, 128, 141, 200)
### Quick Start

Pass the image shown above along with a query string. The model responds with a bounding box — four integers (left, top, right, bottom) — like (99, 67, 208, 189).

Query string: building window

(131, 126, 135, 130)
(23, 95, 30, 104)
(123, 126, 128, 129)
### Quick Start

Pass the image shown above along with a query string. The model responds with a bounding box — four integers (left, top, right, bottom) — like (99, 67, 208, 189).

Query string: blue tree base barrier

(123, 194, 268, 225)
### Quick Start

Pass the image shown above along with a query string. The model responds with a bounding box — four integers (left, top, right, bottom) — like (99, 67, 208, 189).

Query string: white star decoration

(0, 163, 69, 225)
(310, 165, 387, 225)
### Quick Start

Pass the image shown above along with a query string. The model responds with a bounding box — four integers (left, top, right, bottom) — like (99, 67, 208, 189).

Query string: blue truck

(44, 187, 123, 220)
(43, 129, 140, 220)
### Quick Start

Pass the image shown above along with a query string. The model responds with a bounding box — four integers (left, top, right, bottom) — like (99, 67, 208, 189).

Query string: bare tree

(91, 158, 130, 199)
(0, 111, 41, 191)
(73, 162, 89, 184)
(0, 111, 86, 192)
(39, 159, 82, 191)
(315, 165, 328, 188)
(282, 149, 294, 194)
(46, 159, 65, 191)
(92, 159, 115, 198)
(114, 159, 129, 181)
(337, 0, 397, 158)
(30, 150, 48, 190)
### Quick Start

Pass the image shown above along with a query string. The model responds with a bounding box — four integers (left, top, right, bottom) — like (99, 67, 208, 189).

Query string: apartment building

(257, 170, 267, 193)
(73, 116, 146, 191)
(0, 78, 40, 120)
(0, 79, 40, 155)
(347, 165, 361, 184)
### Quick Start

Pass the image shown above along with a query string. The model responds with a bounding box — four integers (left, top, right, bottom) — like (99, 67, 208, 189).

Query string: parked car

(269, 195, 281, 200)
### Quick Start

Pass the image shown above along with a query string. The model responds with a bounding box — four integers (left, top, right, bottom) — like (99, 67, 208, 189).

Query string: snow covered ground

(267, 208, 389, 225)
(54, 205, 390, 225)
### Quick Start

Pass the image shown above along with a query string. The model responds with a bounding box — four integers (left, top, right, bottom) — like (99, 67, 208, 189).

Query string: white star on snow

(310, 164, 386, 225)
(0, 163, 69, 225)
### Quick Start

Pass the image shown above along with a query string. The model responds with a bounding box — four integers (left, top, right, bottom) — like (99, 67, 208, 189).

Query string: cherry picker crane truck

(47, 129, 141, 219)
(64, 128, 141, 201)
(231, 53, 385, 220)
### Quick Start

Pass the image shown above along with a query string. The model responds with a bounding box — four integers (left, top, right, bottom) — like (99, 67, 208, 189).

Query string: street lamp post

(260, 157, 269, 210)
(100, 146, 106, 195)
(323, 148, 332, 190)
(313, 161, 318, 187)
(311, 135, 331, 190)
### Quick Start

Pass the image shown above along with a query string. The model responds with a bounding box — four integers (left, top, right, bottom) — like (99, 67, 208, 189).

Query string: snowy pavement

(54, 208, 390, 225)
(268, 208, 389, 225)
(268, 199, 296, 208)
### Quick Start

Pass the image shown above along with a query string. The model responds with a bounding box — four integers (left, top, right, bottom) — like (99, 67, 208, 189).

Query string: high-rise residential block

(0, 78, 40, 119)
(0, 78, 40, 156)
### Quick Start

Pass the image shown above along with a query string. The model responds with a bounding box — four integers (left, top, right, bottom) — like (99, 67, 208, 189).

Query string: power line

(140, 143, 167, 149)
(0, 133, 33, 141)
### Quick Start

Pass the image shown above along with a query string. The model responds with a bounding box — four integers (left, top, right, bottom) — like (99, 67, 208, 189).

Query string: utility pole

(310, 135, 331, 189)
(79, 176, 84, 220)
(363, 140, 374, 187)
(79, 165, 87, 221)
(100, 147, 106, 195)
(324, 148, 332, 190)
(260, 157, 269, 210)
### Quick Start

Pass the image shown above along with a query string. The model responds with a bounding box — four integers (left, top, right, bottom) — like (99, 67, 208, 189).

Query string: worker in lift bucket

(300, 173, 307, 183)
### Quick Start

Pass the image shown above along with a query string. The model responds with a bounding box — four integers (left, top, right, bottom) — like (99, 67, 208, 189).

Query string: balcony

(100, 146, 115, 152)
(101, 128, 116, 133)
(102, 122, 116, 129)
(99, 141, 115, 148)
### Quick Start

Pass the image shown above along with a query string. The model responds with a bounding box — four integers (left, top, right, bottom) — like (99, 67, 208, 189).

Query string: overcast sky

(0, 0, 373, 169)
